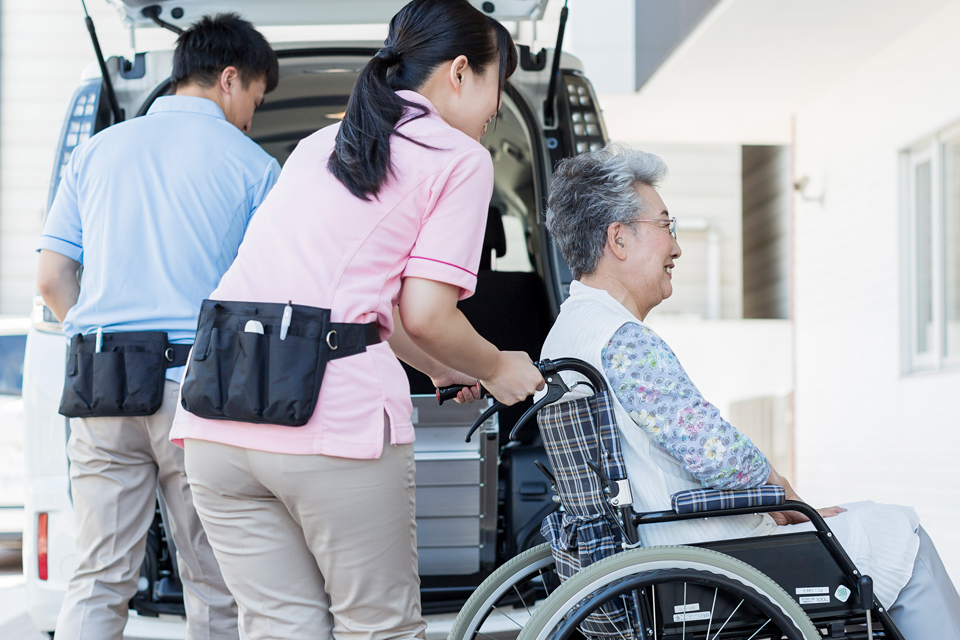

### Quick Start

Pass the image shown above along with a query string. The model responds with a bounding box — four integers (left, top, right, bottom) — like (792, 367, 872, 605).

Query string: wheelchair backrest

(537, 390, 640, 638)
(537, 390, 627, 521)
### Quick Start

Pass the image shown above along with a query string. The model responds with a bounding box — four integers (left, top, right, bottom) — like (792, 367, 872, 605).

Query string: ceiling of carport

(600, 0, 954, 144)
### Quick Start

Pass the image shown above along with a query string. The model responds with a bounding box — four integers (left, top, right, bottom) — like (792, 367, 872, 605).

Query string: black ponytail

(329, 0, 519, 201)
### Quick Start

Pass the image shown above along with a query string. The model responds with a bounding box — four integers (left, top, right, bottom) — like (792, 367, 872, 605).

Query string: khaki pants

(55, 381, 238, 640)
(183, 426, 426, 640)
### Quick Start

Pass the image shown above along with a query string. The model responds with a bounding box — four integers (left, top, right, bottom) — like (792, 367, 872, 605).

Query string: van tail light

(38, 513, 48, 581)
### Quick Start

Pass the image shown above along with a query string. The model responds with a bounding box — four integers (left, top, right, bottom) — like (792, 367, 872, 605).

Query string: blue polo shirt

(38, 95, 280, 380)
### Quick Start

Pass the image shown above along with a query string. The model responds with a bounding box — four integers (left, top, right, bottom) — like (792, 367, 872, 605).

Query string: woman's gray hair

(545, 144, 667, 279)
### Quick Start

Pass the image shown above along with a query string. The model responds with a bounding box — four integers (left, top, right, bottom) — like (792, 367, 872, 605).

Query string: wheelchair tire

(449, 543, 559, 640)
(517, 545, 820, 640)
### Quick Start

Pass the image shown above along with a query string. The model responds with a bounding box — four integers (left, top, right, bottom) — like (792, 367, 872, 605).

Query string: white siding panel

(793, 0, 960, 579)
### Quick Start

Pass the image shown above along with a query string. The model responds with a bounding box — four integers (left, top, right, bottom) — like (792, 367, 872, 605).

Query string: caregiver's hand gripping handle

(436, 384, 489, 405)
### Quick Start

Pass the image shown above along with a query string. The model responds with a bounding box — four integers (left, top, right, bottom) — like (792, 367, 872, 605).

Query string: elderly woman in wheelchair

(450, 146, 960, 640)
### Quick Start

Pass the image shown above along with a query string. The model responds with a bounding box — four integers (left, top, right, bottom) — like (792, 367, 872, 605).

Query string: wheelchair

(447, 358, 905, 640)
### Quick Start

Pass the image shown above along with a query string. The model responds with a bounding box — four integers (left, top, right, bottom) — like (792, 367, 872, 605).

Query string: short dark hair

(171, 13, 279, 93)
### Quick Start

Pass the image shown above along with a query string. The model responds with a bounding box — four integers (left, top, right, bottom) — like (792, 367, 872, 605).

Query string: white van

(22, 0, 608, 636)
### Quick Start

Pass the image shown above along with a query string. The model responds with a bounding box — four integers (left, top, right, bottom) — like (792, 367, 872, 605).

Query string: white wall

(0, 0, 178, 316)
(525, 0, 635, 95)
(793, 0, 960, 577)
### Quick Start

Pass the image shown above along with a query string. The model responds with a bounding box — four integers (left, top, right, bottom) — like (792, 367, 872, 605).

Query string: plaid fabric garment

(671, 485, 785, 514)
(538, 392, 637, 640)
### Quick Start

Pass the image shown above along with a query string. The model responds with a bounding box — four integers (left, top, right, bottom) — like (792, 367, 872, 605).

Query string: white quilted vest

(539, 281, 776, 547)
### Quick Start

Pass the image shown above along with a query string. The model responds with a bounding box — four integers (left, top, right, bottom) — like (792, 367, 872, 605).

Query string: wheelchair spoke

(705, 587, 717, 639)
(513, 584, 532, 618)
(539, 568, 553, 596)
(596, 596, 633, 640)
(745, 619, 770, 640)
(682, 583, 687, 639)
(490, 605, 525, 629)
(708, 598, 743, 640)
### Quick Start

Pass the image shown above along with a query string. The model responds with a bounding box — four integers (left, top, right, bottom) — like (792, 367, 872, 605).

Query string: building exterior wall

(561, 0, 636, 94)
(793, 0, 960, 577)
(634, 0, 719, 91)
(0, 0, 176, 316)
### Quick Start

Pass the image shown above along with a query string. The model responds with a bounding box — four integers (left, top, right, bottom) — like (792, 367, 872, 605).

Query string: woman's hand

(769, 506, 846, 526)
(479, 351, 544, 406)
(765, 465, 845, 525)
(430, 368, 483, 404)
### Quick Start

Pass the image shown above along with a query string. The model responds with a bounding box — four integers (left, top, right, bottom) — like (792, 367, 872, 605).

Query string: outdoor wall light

(793, 175, 825, 205)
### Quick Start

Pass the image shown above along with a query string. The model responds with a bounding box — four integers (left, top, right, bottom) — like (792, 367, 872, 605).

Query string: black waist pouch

(59, 331, 191, 418)
(180, 299, 380, 427)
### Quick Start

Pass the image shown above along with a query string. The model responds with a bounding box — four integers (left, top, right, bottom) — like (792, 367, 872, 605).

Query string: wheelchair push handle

(506, 358, 609, 441)
(462, 357, 609, 443)
(435, 383, 489, 405)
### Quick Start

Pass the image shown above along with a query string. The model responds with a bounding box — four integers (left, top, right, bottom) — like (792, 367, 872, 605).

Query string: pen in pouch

(280, 301, 293, 340)
(95, 327, 103, 353)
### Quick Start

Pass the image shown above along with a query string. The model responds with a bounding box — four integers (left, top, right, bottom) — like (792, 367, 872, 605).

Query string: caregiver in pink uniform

(169, 1, 543, 638)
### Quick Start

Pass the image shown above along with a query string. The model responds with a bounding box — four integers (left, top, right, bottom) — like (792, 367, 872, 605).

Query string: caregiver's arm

(387, 306, 481, 403)
(601, 322, 770, 489)
(398, 276, 543, 406)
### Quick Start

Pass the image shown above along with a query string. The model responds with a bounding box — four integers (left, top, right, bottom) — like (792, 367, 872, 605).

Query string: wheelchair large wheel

(517, 546, 819, 640)
(449, 543, 560, 640)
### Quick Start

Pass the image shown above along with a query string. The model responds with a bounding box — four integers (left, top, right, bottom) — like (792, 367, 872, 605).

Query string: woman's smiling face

(623, 183, 681, 313)
(421, 49, 503, 142)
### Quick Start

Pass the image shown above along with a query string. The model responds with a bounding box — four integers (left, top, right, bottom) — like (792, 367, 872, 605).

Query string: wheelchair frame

(448, 358, 906, 640)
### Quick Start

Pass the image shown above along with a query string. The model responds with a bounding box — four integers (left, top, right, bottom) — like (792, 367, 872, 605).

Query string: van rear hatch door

(108, 0, 549, 27)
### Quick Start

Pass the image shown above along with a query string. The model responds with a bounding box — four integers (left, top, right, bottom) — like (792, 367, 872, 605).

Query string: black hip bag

(179, 299, 380, 427)
(59, 331, 191, 418)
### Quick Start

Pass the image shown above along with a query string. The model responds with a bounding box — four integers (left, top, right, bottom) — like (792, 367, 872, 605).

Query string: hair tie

(375, 47, 400, 65)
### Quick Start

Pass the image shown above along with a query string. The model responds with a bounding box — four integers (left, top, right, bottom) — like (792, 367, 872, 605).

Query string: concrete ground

(0, 548, 48, 639)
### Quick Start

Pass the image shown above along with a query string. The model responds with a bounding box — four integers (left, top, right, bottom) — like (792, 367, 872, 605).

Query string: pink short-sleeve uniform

(170, 91, 492, 459)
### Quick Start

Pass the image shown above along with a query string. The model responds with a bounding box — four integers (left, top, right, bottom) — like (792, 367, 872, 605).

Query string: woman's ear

(448, 55, 470, 91)
(607, 223, 629, 260)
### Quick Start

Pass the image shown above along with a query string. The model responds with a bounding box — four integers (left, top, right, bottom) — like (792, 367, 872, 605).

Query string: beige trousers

(55, 381, 238, 640)
(183, 426, 426, 640)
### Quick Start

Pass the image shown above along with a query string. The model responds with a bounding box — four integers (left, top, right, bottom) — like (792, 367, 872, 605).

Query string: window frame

(902, 123, 960, 373)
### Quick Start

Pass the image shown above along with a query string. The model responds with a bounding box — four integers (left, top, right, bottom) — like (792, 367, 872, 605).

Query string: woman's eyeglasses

(634, 217, 677, 239)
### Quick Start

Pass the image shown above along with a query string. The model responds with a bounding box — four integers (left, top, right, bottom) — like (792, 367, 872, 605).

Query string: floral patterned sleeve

(601, 322, 770, 490)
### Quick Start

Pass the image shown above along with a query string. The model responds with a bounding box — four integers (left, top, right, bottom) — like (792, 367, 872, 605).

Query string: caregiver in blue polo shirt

(35, 14, 279, 640)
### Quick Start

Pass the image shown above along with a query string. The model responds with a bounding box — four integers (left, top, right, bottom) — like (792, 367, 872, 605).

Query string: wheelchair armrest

(670, 486, 785, 515)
